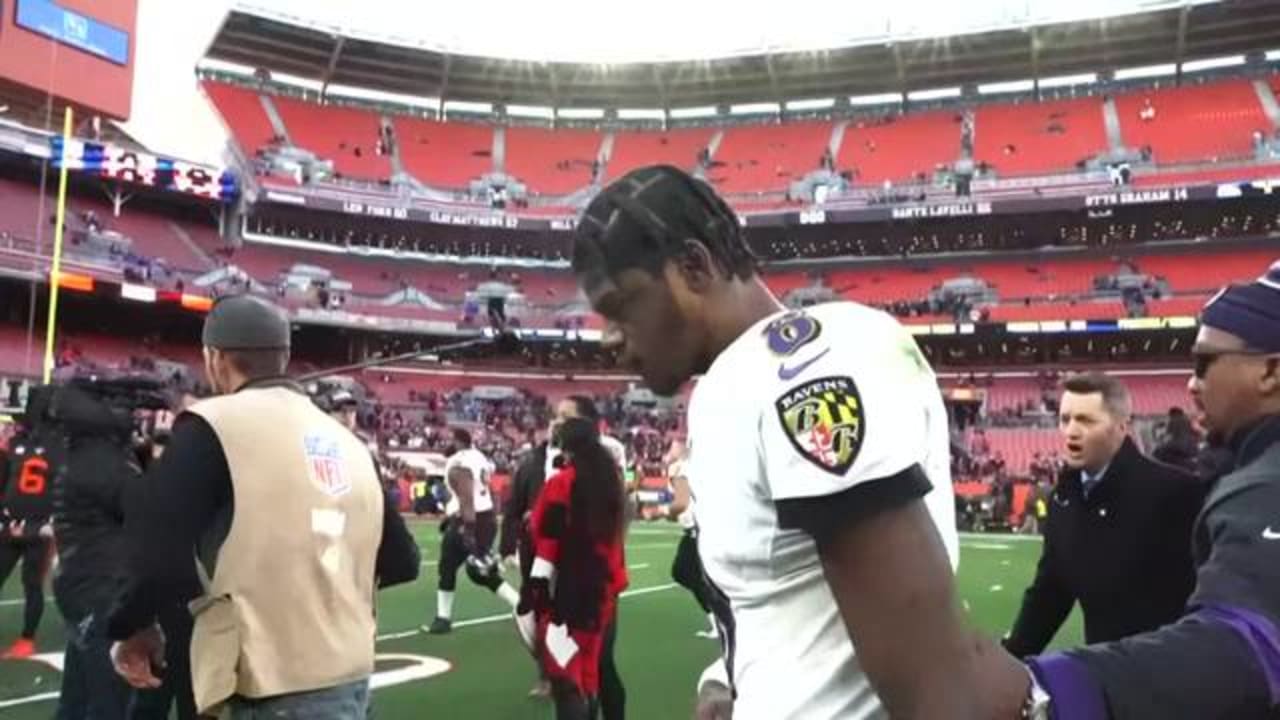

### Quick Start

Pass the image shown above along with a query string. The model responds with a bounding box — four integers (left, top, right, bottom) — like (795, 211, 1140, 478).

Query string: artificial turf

(0, 520, 1081, 718)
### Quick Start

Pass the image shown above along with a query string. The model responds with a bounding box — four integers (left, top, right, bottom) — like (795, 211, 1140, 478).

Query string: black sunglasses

(1192, 350, 1277, 379)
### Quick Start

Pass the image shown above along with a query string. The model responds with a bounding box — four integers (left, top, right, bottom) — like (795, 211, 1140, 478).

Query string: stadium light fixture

(785, 98, 837, 111)
(848, 92, 903, 106)
(444, 100, 494, 115)
(196, 57, 256, 79)
(1180, 55, 1246, 73)
(1114, 63, 1177, 81)
(669, 106, 720, 119)
(506, 104, 555, 119)
(729, 102, 781, 115)
(1038, 72, 1097, 88)
(617, 108, 667, 120)
(1267, 49, 1280, 62)
(907, 86, 962, 101)
(977, 79, 1035, 95)
(558, 108, 606, 120)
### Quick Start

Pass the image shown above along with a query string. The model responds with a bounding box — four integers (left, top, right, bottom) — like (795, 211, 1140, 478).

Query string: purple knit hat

(1201, 260, 1280, 352)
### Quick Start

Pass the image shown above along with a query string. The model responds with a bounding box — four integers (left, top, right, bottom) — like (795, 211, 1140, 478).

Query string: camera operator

(105, 295, 419, 718)
(0, 387, 58, 660)
(46, 380, 146, 719)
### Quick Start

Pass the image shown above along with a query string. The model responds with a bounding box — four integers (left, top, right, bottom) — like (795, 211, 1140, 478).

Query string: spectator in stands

(1004, 372, 1205, 657)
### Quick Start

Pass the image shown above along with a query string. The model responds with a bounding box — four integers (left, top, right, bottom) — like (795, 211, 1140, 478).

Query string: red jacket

(528, 464, 628, 694)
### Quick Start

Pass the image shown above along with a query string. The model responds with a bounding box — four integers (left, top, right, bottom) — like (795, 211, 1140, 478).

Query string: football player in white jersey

(571, 165, 1029, 719)
(424, 428, 520, 634)
(664, 440, 718, 639)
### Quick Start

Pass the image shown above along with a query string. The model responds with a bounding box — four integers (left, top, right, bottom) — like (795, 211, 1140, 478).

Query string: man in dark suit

(1004, 372, 1206, 656)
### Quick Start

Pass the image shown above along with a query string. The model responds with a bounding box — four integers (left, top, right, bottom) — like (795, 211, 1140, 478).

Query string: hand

(8, 520, 24, 539)
(501, 554, 518, 572)
(37, 521, 53, 539)
(695, 680, 733, 720)
(111, 624, 166, 689)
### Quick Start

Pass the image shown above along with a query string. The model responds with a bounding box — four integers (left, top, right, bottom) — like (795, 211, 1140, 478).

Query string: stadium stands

(504, 126, 603, 195)
(202, 81, 279, 156)
(1138, 249, 1277, 291)
(199, 77, 1280, 196)
(973, 98, 1108, 176)
(393, 117, 495, 187)
(1116, 79, 1269, 164)
(607, 128, 715, 179)
(706, 122, 830, 193)
(837, 111, 962, 184)
(272, 96, 391, 180)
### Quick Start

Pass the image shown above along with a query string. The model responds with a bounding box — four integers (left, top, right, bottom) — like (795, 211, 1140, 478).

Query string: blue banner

(16, 0, 130, 66)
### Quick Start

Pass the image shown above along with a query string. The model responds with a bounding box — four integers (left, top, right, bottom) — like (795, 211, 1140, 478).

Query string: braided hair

(573, 164, 758, 285)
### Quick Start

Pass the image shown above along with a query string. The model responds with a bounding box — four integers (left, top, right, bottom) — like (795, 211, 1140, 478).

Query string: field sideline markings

(0, 534, 1035, 608)
(960, 532, 1041, 542)
(374, 583, 680, 642)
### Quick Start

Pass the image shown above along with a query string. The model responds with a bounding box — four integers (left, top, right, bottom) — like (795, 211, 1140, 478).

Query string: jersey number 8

(17, 458, 48, 495)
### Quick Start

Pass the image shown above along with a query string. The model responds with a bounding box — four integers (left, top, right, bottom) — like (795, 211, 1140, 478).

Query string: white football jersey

(444, 447, 495, 516)
(668, 459, 696, 529)
(685, 302, 958, 720)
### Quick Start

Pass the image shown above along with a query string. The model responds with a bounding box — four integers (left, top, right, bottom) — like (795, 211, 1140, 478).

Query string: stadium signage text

(1084, 187, 1190, 208)
(261, 181, 1221, 232)
(343, 201, 409, 220)
(427, 211, 521, 229)
(891, 202, 993, 220)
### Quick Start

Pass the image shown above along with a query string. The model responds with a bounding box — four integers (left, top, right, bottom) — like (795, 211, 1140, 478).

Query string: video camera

(30, 373, 174, 468)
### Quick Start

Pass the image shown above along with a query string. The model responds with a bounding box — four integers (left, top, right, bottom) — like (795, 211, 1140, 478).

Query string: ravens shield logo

(775, 376, 865, 476)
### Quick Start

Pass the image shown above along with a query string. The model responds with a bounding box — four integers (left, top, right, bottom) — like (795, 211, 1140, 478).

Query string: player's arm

(790, 486, 1027, 718)
(1005, 522, 1073, 657)
(667, 471, 691, 521)
(519, 471, 570, 620)
(1027, 481, 1280, 719)
(108, 415, 228, 639)
(448, 465, 477, 527)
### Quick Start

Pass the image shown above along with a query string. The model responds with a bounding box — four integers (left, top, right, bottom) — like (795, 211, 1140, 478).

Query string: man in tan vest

(105, 295, 419, 718)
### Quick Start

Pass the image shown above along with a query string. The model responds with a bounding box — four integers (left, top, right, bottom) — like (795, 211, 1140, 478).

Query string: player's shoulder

(751, 302, 912, 380)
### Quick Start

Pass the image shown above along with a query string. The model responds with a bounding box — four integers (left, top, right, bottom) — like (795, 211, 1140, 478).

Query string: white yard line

(376, 582, 679, 641)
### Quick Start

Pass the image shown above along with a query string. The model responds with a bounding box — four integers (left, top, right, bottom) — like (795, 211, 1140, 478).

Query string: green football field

(0, 520, 1081, 718)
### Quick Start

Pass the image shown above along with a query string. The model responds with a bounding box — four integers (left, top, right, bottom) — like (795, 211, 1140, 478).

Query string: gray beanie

(201, 295, 291, 350)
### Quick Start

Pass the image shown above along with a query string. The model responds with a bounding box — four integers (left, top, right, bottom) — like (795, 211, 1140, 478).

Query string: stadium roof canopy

(204, 0, 1280, 109)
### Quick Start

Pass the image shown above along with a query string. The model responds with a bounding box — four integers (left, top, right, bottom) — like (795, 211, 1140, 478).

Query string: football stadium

(0, 0, 1278, 717)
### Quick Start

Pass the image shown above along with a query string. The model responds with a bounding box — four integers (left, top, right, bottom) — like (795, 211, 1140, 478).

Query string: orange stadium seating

(1132, 162, 1280, 186)
(504, 126, 603, 195)
(973, 98, 1108, 176)
(201, 78, 1280, 193)
(393, 117, 495, 187)
(979, 427, 1060, 474)
(837, 111, 961, 184)
(202, 81, 279, 156)
(272, 96, 391, 180)
(1137, 249, 1276, 291)
(706, 122, 830, 193)
(1116, 79, 1269, 164)
(607, 128, 714, 179)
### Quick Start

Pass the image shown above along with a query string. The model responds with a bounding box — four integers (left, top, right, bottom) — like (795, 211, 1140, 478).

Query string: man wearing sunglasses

(1020, 261, 1280, 718)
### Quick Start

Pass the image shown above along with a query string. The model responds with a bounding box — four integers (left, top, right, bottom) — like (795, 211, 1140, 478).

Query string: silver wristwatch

(1021, 667, 1052, 720)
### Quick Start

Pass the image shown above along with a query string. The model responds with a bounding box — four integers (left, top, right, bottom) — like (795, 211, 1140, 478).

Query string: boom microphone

(296, 328, 524, 382)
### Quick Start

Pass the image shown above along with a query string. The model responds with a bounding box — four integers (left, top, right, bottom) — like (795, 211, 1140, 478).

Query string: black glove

(517, 577, 552, 619)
